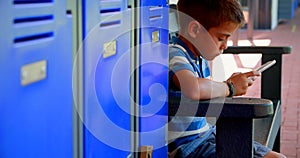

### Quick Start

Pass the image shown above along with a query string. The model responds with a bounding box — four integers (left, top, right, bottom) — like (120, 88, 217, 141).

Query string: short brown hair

(177, 0, 245, 31)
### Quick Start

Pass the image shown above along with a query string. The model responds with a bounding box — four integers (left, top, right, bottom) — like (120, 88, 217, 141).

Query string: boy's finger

(248, 76, 257, 81)
(243, 71, 261, 77)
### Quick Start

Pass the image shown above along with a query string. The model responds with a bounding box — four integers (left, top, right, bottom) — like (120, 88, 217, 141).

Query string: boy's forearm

(173, 70, 230, 100)
(196, 79, 230, 100)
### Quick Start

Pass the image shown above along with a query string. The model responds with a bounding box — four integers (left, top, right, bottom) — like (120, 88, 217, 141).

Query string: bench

(224, 46, 291, 151)
(168, 46, 291, 157)
(169, 96, 273, 158)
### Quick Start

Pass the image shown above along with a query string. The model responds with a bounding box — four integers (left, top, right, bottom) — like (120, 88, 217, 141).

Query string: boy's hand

(226, 71, 261, 96)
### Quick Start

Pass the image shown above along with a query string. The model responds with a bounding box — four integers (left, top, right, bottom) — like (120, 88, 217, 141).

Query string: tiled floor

(235, 7, 300, 158)
(279, 8, 300, 157)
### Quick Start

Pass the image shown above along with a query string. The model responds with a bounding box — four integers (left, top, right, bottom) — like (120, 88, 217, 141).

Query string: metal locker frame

(81, 0, 133, 157)
(0, 0, 73, 157)
(138, 1, 169, 157)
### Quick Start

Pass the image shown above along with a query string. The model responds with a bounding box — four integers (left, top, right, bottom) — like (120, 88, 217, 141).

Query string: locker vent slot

(13, 0, 53, 4)
(13, 0, 55, 45)
(14, 32, 54, 43)
(149, 5, 163, 21)
(100, 8, 121, 14)
(100, 20, 121, 28)
(149, 15, 162, 21)
(149, 5, 162, 11)
(14, 15, 53, 24)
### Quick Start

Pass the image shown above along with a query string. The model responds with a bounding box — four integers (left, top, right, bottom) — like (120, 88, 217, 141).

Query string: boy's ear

(187, 21, 201, 38)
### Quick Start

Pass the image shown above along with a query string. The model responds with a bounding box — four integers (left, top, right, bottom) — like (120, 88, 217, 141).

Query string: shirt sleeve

(169, 47, 195, 79)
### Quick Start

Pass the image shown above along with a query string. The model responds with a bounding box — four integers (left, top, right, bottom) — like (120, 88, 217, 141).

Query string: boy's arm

(173, 69, 229, 100)
(173, 69, 260, 100)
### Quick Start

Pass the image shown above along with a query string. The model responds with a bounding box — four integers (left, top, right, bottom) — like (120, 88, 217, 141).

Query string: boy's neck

(178, 35, 200, 58)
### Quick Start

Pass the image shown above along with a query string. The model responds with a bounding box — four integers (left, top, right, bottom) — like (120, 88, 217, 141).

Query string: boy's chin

(199, 51, 221, 61)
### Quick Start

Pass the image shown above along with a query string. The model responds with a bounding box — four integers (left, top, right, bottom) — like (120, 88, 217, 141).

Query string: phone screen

(255, 60, 276, 73)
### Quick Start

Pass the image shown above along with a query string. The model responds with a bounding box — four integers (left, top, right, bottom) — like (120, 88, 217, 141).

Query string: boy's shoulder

(169, 44, 189, 59)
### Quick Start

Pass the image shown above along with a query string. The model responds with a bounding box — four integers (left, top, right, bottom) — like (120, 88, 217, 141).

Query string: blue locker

(82, 0, 132, 157)
(139, 1, 169, 157)
(278, 0, 295, 19)
(0, 0, 73, 158)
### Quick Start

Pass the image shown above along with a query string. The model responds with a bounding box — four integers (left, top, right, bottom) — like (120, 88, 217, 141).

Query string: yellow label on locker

(152, 31, 160, 43)
(103, 40, 117, 58)
(21, 60, 47, 86)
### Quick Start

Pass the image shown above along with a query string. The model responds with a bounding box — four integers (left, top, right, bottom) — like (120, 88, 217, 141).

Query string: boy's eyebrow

(217, 32, 232, 37)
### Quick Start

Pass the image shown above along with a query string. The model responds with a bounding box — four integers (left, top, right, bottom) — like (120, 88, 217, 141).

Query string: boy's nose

(220, 42, 228, 51)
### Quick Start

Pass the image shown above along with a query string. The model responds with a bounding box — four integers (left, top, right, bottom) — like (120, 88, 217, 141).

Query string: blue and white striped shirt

(168, 37, 211, 148)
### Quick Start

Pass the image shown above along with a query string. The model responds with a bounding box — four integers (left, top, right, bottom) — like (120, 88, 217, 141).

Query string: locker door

(82, 0, 132, 157)
(139, 1, 169, 157)
(0, 0, 73, 158)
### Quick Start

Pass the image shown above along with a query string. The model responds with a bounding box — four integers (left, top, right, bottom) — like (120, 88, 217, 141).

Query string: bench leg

(273, 127, 281, 152)
(216, 118, 253, 158)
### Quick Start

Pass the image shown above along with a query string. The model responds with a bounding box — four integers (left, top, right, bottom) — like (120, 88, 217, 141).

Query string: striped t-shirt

(168, 37, 211, 150)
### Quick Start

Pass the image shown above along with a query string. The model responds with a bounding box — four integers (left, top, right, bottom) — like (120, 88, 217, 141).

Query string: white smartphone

(255, 60, 276, 73)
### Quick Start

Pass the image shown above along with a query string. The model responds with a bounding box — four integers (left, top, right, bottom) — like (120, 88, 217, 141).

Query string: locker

(278, 0, 295, 19)
(0, 0, 73, 158)
(82, 0, 132, 157)
(139, 1, 169, 157)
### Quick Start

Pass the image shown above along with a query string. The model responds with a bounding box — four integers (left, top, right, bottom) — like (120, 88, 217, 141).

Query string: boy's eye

(218, 36, 229, 42)
(218, 38, 225, 42)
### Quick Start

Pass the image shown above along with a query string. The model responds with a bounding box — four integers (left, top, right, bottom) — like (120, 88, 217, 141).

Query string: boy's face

(191, 21, 239, 60)
(207, 21, 239, 58)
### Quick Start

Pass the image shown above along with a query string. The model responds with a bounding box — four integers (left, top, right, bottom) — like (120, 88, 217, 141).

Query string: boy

(168, 0, 286, 157)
